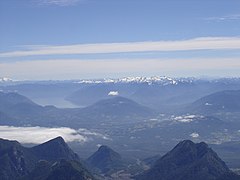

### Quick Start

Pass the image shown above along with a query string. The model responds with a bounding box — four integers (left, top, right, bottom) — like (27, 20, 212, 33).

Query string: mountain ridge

(187, 90, 240, 114)
(0, 137, 93, 180)
(87, 145, 125, 174)
(137, 140, 239, 180)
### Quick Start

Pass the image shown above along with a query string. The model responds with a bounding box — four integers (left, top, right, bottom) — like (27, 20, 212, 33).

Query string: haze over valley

(1, 77, 240, 179)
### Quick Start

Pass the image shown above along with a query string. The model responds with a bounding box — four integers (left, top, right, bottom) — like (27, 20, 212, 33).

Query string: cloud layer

(37, 0, 82, 6)
(205, 14, 240, 21)
(0, 126, 109, 144)
(1, 37, 240, 58)
(1, 57, 239, 80)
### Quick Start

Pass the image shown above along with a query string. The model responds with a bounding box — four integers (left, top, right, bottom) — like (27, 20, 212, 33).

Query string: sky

(0, 0, 240, 80)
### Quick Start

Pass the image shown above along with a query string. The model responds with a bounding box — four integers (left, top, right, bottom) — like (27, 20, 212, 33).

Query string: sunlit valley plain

(1, 0, 240, 180)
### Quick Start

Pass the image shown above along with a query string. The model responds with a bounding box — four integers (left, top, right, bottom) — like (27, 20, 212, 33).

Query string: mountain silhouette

(87, 145, 124, 174)
(137, 140, 239, 180)
(0, 137, 93, 180)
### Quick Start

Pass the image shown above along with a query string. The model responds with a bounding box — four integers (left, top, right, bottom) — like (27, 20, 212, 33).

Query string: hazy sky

(0, 0, 240, 80)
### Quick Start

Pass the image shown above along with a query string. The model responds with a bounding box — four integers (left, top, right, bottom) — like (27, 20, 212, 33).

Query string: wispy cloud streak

(0, 126, 110, 144)
(36, 0, 82, 6)
(1, 37, 240, 58)
(205, 14, 240, 21)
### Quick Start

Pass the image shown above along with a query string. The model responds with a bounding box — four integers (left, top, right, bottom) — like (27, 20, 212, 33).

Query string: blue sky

(0, 0, 240, 80)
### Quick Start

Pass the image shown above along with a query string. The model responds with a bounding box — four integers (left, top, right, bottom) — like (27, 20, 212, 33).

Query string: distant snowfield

(0, 125, 110, 144)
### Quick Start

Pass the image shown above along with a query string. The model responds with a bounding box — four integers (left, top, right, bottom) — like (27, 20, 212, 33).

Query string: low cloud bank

(0, 126, 109, 144)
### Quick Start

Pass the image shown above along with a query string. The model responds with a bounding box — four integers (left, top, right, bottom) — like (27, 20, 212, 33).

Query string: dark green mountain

(30, 136, 79, 162)
(142, 154, 162, 168)
(87, 145, 125, 174)
(23, 159, 94, 180)
(0, 139, 29, 180)
(0, 137, 92, 180)
(137, 140, 239, 180)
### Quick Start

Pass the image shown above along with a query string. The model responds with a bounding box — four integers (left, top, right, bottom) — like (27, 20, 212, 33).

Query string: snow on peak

(117, 76, 178, 85)
(75, 76, 193, 85)
(0, 77, 13, 83)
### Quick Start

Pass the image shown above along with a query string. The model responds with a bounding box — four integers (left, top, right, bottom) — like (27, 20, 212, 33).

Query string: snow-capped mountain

(75, 76, 195, 85)
(0, 77, 13, 83)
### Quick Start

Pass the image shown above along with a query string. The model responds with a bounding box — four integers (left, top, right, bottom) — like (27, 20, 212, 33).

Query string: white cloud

(205, 14, 240, 21)
(77, 128, 111, 140)
(205, 102, 212, 106)
(108, 91, 119, 96)
(1, 37, 240, 58)
(0, 126, 109, 144)
(1, 57, 240, 80)
(190, 132, 200, 138)
(37, 0, 82, 6)
(173, 115, 202, 123)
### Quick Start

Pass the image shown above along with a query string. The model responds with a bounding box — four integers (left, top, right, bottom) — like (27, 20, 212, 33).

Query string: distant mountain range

(187, 90, 240, 114)
(0, 91, 48, 126)
(0, 92, 155, 127)
(74, 76, 240, 86)
(75, 76, 186, 85)
(2, 76, 240, 109)
(66, 77, 240, 109)
(0, 77, 13, 83)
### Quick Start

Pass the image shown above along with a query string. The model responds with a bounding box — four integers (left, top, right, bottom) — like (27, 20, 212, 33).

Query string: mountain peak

(138, 140, 231, 180)
(31, 136, 79, 162)
(33, 136, 66, 148)
(98, 145, 112, 151)
(87, 145, 124, 173)
(82, 96, 155, 119)
(173, 140, 209, 153)
(168, 140, 213, 162)
(97, 96, 135, 103)
(177, 139, 195, 147)
(90, 145, 121, 160)
(47, 136, 65, 144)
(0, 138, 94, 180)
